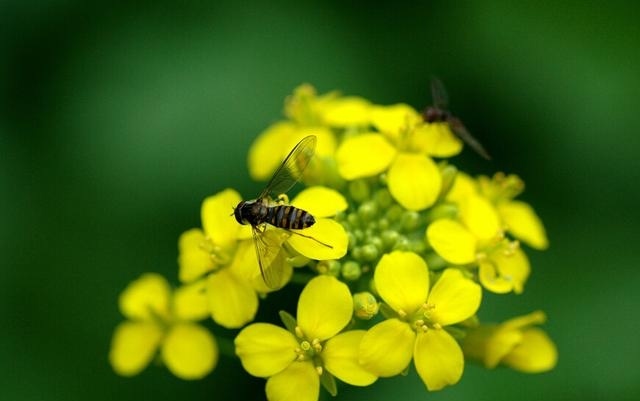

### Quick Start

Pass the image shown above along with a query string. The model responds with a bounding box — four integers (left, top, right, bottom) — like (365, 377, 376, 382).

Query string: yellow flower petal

(321, 96, 371, 127)
(411, 123, 463, 157)
(266, 362, 319, 401)
(446, 171, 477, 204)
(207, 269, 258, 328)
(483, 327, 523, 368)
(249, 122, 337, 182)
(173, 279, 209, 321)
(119, 273, 170, 321)
(427, 269, 482, 326)
(502, 328, 557, 373)
(459, 194, 501, 242)
(230, 238, 293, 292)
(178, 229, 215, 283)
(235, 323, 298, 377)
(502, 310, 547, 331)
(426, 219, 477, 265)
(414, 329, 464, 391)
(248, 121, 297, 181)
(498, 201, 549, 250)
(479, 247, 530, 294)
(109, 321, 163, 376)
(290, 186, 348, 217)
(297, 275, 352, 341)
(374, 251, 429, 315)
(335, 133, 396, 180)
(287, 218, 348, 261)
(323, 330, 377, 386)
(388, 153, 441, 211)
(478, 261, 512, 294)
(370, 104, 420, 142)
(201, 188, 242, 250)
(359, 319, 415, 377)
(161, 323, 218, 380)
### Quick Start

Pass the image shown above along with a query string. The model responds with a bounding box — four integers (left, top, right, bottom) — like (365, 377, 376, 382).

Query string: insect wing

(259, 135, 317, 199)
(430, 77, 450, 109)
(252, 225, 290, 289)
(449, 117, 492, 160)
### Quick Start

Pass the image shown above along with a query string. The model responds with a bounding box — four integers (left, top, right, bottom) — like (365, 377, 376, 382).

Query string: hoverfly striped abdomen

(268, 205, 315, 230)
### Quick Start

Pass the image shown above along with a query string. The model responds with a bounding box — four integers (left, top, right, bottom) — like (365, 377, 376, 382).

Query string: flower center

(199, 236, 233, 268)
(293, 327, 325, 374)
(407, 302, 442, 332)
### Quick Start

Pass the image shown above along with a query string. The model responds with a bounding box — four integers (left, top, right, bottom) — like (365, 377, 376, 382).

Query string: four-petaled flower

(462, 310, 557, 373)
(109, 273, 217, 379)
(235, 275, 377, 401)
(427, 182, 531, 294)
(359, 251, 481, 391)
(178, 187, 348, 328)
(335, 104, 462, 211)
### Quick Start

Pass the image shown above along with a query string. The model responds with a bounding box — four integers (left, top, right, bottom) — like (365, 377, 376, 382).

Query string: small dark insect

(234, 135, 331, 289)
(423, 77, 491, 160)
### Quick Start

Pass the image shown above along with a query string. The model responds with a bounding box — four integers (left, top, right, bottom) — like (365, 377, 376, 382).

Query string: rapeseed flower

(359, 251, 481, 391)
(235, 275, 376, 401)
(178, 186, 348, 327)
(462, 311, 557, 373)
(335, 104, 462, 211)
(427, 183, 531, 294)
(109, 273, 217, 379)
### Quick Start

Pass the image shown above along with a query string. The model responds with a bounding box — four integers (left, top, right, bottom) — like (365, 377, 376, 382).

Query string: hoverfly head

(233, 200, 248, 225)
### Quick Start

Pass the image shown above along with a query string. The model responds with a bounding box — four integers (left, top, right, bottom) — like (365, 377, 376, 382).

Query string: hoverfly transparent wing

(448, 117, 492, 160)
(258, 135, 317, 200)
(252, 224, 290, 289)
(430, 77, 450, 109)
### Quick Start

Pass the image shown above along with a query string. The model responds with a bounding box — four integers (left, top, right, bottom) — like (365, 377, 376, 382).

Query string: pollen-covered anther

(311, 338, 322, 353)
(315, 366, 323, 375)
(432, 322, 442, 330)
(397, 309, 408, 318)
(503, 240, 520, 256)
(295, 326, 305, 338)
(198, 238, 231, 265)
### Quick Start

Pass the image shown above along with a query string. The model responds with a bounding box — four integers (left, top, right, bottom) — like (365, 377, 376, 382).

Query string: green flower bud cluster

(334, 177, 432, 282)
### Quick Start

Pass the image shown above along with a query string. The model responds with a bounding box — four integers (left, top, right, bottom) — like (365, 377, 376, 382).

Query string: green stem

(290, 271, 315, 285)
(217, 335, 237, 358)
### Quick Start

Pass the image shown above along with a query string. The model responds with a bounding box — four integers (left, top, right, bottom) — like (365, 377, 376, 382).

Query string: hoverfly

(423, 77, 491, 160)
(234, 135, 331, 289)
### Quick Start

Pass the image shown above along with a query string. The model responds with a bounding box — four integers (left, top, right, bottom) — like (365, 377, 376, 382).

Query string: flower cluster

(109, 84, 557, 400)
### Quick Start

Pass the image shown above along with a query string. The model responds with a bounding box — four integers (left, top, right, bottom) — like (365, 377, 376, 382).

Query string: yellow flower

(448, 172, 548, 250)
(178, 188, 262, 328)
(235, 275, 377, 401)
(462, 311, 557, 373)
(178, 187, 348, 327)
(335, 104, 462, 211)
(249, 84, 371, 183)
(426, 193, 531, 294)
(477, 173, 549, 250)
(109, 273, 217, 379)
(359, 251, 481, 391)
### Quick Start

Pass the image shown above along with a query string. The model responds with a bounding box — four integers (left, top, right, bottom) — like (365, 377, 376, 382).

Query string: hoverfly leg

(275, 193, 289, 204)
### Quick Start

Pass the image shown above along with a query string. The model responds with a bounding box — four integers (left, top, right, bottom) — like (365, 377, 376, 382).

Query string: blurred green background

(2, 1, 639, 400)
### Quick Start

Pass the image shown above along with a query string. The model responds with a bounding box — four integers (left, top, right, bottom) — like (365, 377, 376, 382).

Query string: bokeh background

(2, 1, 639, 400)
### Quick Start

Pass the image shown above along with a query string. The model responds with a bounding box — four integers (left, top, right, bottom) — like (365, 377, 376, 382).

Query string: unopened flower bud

(353, 292, 379, 320)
